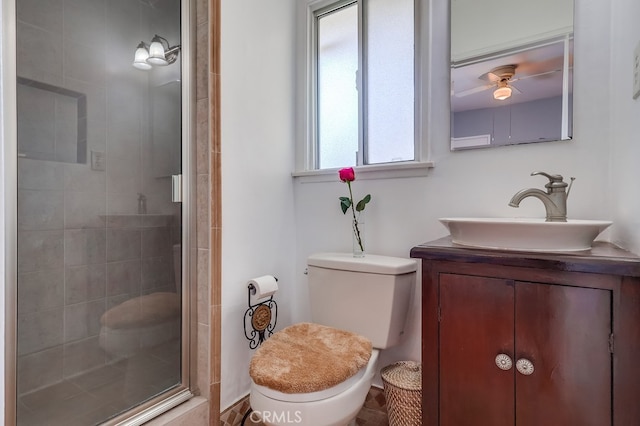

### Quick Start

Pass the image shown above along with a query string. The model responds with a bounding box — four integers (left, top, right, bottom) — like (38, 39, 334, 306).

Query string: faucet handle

(531, 171, 564, 183)
(530, 171, 576, 194)
(531, 171, 571, 190)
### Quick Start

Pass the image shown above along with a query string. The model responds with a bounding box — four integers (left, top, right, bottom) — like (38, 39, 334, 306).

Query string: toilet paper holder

(243, 278, 278, 349)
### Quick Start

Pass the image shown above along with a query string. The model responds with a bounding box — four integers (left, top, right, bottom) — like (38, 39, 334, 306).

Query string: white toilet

(99, 244, 182, 359)
(249, 252, 417, 426)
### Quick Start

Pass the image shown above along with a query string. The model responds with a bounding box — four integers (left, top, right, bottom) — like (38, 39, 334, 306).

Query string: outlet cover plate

(91, 151, 106, 171)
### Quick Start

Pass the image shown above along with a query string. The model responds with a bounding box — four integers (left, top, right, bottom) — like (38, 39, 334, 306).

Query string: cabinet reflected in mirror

(450, 0, 574, 150)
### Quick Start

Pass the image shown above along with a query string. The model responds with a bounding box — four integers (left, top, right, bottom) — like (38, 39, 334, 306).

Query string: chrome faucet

(137, 193, 147, 215)
(508, 171, 575, 222)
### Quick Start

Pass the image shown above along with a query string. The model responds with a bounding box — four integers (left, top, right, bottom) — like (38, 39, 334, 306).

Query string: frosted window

(317, 4, 359, 169)
(366, 0, 414, 164)
(313, 0, 415, 170)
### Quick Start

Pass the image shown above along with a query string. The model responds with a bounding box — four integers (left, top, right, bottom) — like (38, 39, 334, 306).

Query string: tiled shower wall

(16, 0, 181, 395)
(193, 0, 222, 421)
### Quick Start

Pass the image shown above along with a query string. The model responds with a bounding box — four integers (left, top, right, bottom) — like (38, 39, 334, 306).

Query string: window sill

(292, 161, 435, 183)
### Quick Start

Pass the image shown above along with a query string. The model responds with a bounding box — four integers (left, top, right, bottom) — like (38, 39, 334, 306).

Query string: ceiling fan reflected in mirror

(484, 65, 520, 100)
(455, 64, 561, 101)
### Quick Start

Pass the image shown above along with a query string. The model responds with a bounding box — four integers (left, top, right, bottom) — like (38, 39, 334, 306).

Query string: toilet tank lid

(308, 253, 417, 275)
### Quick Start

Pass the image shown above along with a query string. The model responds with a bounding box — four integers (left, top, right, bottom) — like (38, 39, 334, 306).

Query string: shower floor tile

(20, 380, 84, 409)
(69, 364, 125, 391)
(16, 341, 181, 426)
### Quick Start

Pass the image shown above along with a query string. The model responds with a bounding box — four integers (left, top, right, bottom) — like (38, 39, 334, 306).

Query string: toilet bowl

(248, 253, 417, 426)
(99, 244, 182, 359)
(250, 350, 379, 426)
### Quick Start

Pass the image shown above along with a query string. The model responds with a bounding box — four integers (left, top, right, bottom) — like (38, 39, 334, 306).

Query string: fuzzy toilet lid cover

(249, 322, 372, 394)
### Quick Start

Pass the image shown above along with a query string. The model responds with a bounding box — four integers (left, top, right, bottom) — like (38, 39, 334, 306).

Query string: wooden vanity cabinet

(410, 238, 640, 426)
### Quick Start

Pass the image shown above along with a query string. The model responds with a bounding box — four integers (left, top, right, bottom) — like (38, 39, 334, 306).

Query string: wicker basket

(381, 361, 422, 426)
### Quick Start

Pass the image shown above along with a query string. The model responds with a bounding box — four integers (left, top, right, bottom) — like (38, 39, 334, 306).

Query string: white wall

(451, 0, 574, 61)
(293, 0, 614, 388)
(217, 0, 638, 409)
(610, 0, 640, 253)
(220, 0, 298, 410)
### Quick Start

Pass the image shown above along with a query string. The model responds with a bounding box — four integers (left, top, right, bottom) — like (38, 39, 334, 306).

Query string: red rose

(338, 167, 371, 255)
(338, 167, 355, 182)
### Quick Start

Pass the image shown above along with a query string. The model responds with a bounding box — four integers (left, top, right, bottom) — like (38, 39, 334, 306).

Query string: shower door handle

(172, 174, 182, 202)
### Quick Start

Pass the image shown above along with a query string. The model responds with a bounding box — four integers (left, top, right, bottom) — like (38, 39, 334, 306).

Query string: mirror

(450, 0, 574, 150)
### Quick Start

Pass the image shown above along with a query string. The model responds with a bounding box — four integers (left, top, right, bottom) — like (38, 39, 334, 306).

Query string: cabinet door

(440, 274, 515, 426)
(515, 282, 612, 426)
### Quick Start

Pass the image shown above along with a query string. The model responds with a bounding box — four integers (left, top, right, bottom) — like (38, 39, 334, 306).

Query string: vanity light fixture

(132, 35, 181, 70)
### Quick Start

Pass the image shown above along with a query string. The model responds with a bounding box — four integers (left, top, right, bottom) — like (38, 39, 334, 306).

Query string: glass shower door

(14, 0, 185, 424)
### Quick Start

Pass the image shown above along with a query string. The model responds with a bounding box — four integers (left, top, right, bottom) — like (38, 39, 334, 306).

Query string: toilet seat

(252, 363, 367, 403)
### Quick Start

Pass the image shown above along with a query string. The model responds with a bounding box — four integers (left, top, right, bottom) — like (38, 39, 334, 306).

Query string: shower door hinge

(609, 333, 614, 354)
(172, 174, 183, 202)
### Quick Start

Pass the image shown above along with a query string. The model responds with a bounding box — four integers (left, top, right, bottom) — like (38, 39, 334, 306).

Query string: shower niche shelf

(17, 76, 87, 164)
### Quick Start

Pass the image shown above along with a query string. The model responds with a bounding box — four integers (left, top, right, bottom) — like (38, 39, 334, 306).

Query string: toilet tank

(307, 253, 417, 349)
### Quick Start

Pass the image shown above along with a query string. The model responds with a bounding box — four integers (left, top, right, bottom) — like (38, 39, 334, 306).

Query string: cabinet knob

(516, 358, 535, 375)
(495, 354, 513, 371)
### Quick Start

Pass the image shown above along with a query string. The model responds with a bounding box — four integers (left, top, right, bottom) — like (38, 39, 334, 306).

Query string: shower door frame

(1, 0, 198, 423)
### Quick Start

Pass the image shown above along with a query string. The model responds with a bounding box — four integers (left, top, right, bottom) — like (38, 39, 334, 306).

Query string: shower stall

(5, 0, 194, 424)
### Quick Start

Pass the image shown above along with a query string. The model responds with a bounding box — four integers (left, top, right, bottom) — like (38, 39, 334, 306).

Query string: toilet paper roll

(248, 275, 279, 299)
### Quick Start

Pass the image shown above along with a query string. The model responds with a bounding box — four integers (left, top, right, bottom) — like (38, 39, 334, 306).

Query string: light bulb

(493, 86, 512, 100)
(132, 42, 152, 70)
(147, 37, 168, 66)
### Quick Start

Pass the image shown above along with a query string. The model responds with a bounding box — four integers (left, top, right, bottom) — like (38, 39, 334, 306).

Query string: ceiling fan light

(494, 86, 512, 100)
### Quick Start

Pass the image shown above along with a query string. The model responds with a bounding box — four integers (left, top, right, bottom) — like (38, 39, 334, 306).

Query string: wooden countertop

(410, 237, 640, 277)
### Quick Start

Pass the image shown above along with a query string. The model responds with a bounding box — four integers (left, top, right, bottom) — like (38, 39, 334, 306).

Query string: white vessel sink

(439, 217, 613, 252)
